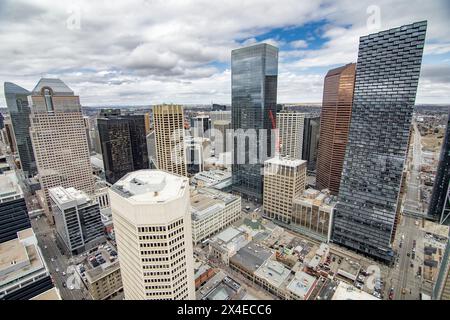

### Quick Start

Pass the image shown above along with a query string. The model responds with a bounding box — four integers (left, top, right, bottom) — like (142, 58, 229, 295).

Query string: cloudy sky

(0, 0, 449, 106)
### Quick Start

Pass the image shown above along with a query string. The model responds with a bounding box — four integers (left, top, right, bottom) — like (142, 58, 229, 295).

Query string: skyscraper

(331, 21, 427, 263)
(277, 111, 305, 160)
(302, 113, 320, 173)
(153, 104, 187, 176)
(231, 43, 278, 202)
(109, 170, 195, 300)
(428, 108, 450, 225)
(4, 82, 37, 178)
(98, 109, 149, 184)
(29, 78, 94, 223)
(316, 63, 356, 195)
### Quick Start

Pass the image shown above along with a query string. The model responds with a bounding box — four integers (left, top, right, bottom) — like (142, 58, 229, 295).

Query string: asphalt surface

(404, 122, 426, 216)
(31, 215, 92, 300)
(390, 215, 424, 300)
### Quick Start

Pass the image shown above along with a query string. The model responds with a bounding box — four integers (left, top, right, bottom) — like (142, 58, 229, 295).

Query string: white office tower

(277, 111, 305, 159)
(109, 170, 195, 300)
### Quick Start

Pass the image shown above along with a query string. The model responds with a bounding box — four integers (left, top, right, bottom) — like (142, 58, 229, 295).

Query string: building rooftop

(49, 186, 90, 208)
(192, 170, 232, 187)
(4, 82, 29, 95)
(254, 260, 291, 289)
(230, 241, 273, 274)
(0, 229, 46, 288)
(191, 187, 239, 221)
(332, 282, 379, 300)
(293, 188, 337, 210)
(0, 171, 23, 202)
(84, 242, 119, 284)
(111, 170, 189, 204)
(286, 271, 317, 300)
(30, 287, 61, 300)
(265, 157, 307, 168)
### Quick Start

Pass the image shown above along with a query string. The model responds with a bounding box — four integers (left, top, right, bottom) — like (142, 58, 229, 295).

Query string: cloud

(0, 0, 448, 105)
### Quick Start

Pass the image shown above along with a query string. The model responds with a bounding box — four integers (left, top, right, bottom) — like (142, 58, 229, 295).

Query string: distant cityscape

(0, 11, 449, 305)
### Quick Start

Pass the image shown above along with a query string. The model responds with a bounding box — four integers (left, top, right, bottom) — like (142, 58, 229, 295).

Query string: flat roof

(230, 242, 273, 273)
(286, 272, 317, 299)
(265, 157, 307, 168)
(111, 170, 188, 203)
(30, 287, 61, 300)
(215, 227, 243, 244)
(191, 188, 238, 221)
(0, 171, 22, 199)
(254, 260, 291, 289)
(0, 239, 29, 273)
(332, 282, 379, 300)
(49, 186, 90, 206)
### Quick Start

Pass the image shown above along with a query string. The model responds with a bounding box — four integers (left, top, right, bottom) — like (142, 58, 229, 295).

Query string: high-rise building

(146, 130, 158, 169)
(4, 82, 37, 177)
(316, 64, 356, 195)
(3, 118, 16, 154)
(302, 113, 320, 172)
(263, 157, 307, 223)
(433, 234, 450, 300)
(212, 104, 227, 111)
(277, 111, 305, 159)
(428, 108, 450, 225)
(185, 136, 210, 174)
(231, 43, 278, 202)
(98, 109, 149, 184)
(0, 112, 4, 130)
(210, 110, 231, 124)
(213, 120, 231, 157)
(331, 21, 427, 263)
(49, 186, 105, 255)
(153, 104, 187, 176)
(192, 114, 210, 139)
(29, 78, 94, 222)
(109, 170, 195, 300)
(0, 171, 31, 244)
(144, 112, 151, 135)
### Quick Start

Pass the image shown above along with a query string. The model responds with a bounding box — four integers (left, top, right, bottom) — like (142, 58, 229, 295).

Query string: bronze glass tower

(316, 63, 356, 195)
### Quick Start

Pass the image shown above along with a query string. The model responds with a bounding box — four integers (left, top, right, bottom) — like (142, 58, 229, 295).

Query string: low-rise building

(191, 187, 241, 244)
(83, 243, 122, 300)
(291, 188, 336, 242)
(229, 241, 274, 281)
(254, 260, 291, 299)
(332, 282, 379, 300)
(285, 271, 318, 300)
(209, 226, 250, 265)
(194, 262, 216, 289)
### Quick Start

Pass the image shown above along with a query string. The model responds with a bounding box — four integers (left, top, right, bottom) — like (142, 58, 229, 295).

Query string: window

(43, 88, 54, 112)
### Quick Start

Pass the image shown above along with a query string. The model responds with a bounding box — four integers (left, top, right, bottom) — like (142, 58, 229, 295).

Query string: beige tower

(263, 157, 307, 223)
(153, 105, 187, 176)
(109, 169, 195, 300)
(277, 111, 305, 160)
(29, 79, 94, 223)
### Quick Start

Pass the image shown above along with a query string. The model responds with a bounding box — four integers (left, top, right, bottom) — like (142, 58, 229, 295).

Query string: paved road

(390, 215, 424, 300)
(404, 122, 425, 215)
(31, 216, 92, 300)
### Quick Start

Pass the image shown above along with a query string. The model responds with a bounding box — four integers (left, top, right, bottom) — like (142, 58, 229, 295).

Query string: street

(31, 215, 92, 300)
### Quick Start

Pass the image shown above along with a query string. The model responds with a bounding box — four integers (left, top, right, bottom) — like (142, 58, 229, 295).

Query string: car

(44, 245, 48, 249)
(69, 285, 74, 290)
(332, 256, 336, 262)
(402, 288, 407, 295)
(410, 263, 414, 268)
(51, 258, 55, 262)
(62, 272, 66, 276)
(62, 282, 66, 288)
(415, 220, 419, 226)
(55, 268, 60, 272)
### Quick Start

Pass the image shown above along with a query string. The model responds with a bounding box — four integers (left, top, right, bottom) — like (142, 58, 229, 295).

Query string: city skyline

(0, 1, 449, 106)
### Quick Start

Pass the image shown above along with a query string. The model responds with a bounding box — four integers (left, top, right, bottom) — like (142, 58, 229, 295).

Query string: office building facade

(4, 82, 37, 177)
(231, 43, 278, 202)
(29, 78, 94, 222)
(331, 21, 427, 263)
(98, 109, 149, 184)
(153, 105, 187, 176)
(110, 170, 195, 300)
(428, 108, 450, 225)
(302, 114, 320, 172)
(50, 186, 105, 255)
(277, 111, 305, 160)
(316, 64, 356, 195)
(263, 157, 307, 223)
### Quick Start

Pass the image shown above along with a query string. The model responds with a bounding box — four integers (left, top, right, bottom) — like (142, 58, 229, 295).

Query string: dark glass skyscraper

(428, 108, 450, 225)
(231, 43, 278, 202)
(331, 21, 427, 263)
(98, 109, 149, 184)
(302, 113, 320, 173)
(4, 82, 37, 178)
